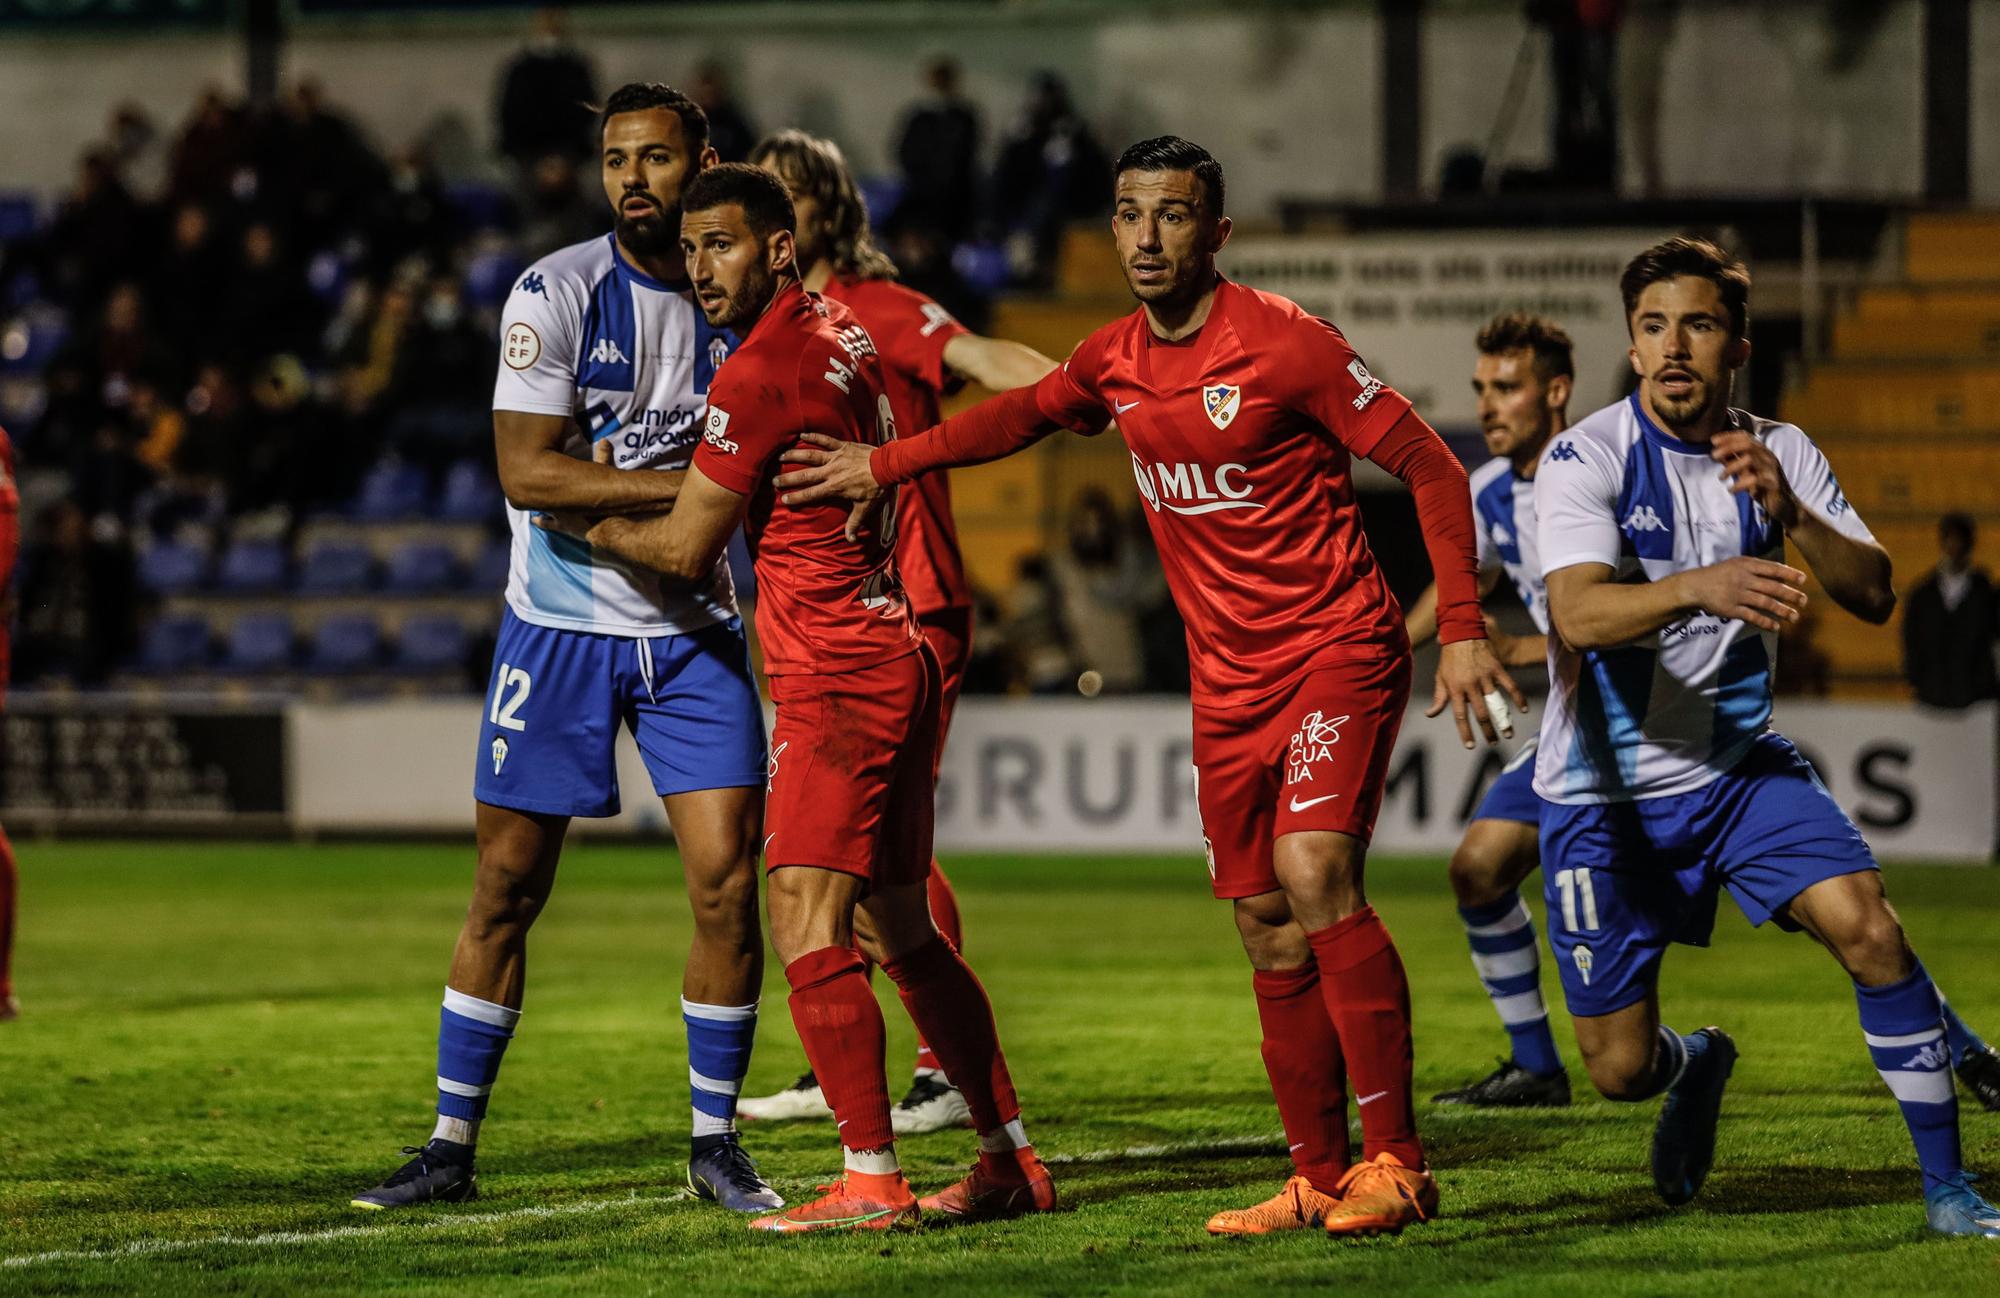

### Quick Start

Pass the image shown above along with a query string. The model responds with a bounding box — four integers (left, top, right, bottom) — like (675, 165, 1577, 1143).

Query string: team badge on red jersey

(1202, 384, 1241, 430)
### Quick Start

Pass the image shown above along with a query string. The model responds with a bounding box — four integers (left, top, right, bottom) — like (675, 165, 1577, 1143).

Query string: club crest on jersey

(1202, 384, 1241, 430)
(708, 336, 730, 372)
(1572, 944, 1594, 986)
(491, 736, 509, 776)
(1285, 710, 1350, 785)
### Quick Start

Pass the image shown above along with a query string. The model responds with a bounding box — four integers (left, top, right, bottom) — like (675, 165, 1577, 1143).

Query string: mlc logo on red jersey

(1202, 384, 1241, 430)
(1130, 452, 1263, 516)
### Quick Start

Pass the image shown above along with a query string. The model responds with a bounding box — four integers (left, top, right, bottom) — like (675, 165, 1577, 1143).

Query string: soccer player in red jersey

(778, 137, 1525, 1238)
(734, 129, 1064, 1134)
(541, 164, 1054, 1233)
(0, 423, 15, 1021)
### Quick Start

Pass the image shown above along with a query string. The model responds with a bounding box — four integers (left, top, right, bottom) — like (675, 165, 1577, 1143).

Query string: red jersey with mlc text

(1031, 279, 1411, 705)
(692, 284, 920, 676)
(819, 274, 973, 615)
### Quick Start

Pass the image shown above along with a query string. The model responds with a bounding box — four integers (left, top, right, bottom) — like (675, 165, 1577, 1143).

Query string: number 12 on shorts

(489, 663, 532, 732)
(1553, 868, 1600, 932)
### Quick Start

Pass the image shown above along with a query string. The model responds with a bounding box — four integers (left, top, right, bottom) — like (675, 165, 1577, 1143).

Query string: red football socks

(0, 822, 15, 1002)
(784, 946, 894, 1152)
(1252, 962, 1350, 1194)
(880, 937, 1019, 1133)
(1305, 907, 1423, 1169)
(913, 864, 966, 1074)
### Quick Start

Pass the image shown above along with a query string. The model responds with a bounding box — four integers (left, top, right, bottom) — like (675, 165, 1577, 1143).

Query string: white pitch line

(2, 1134, 1283, 1270)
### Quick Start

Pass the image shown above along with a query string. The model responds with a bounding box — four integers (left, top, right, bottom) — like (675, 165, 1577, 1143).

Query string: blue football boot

(688, 1135, 784, 1213)
(1926, 1176, 2000, 1238)
(352, 1139, 477, 1209)
(1651, 1027, 1736, 1206)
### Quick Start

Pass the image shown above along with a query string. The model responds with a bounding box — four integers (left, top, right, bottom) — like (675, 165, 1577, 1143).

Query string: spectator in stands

(496, 7, 599, 167)
(1903, 513, 1999, 709)
(14, 500, 136, 687)
(1528, 0, 1624, 191)
(273, 77, 387, 251)
(882, 207, 992, 335)
(1003, 553, 1075, 694)
(991, 71, 1109, 289)
(1046, 487, 1163, 694)
(362, 147, 455, 279)
(692, 60, 758, 163)
(105, 102, 169, 203)
(168, 86, 252, 206)
(383, 275, 494, 473)
(517, 153, 600, 256)
(148, 203, 229, 367)
(90, 282, 163, 405)
(43, 148, 151, 310)
(895, 55, 982, 244)
(217, 223, 318, 365)
(240, 355, 346, 520)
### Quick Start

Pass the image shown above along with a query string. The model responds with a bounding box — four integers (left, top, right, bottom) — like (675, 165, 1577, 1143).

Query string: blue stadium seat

(383, 541, 459, 593)
(0, 192, 36, 244)
(223, 614, 295, 673)
(951, 241, 1012, 297)
(469, 539, 511, 590)
(135, 614, 212, 674)
(857, 174, 904, 226)
(214, 538, 288, 594)
(138, 541, 210, 595)
(438, 460, 502, 523)
(296, 541, 375, 594)
(464, 250, 526, 311)
(352, 460, 430, 521)
(445, 181, 515, 233)
(307, 614, 384, 674)
(393, 615, 468, 673)
(0, 308, 71, 376)
(306, 248, 350, 307)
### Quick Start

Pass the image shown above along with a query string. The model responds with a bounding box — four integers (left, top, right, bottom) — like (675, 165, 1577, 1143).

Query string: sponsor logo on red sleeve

(702, 407, 738, 454)
(1347, 358, 1384, 411)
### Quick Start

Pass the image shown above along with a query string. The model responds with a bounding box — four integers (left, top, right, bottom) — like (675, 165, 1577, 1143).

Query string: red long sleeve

(1368, 411, 1485, 644)
(872, 382, 1058, 485)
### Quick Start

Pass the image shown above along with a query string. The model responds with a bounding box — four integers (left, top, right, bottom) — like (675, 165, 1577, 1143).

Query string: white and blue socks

(432, 987, 521, 1152)
(1857, 963, 1962, 1192)
(684, 997, 758, 1150)
(1460, 892, 1565, 1077)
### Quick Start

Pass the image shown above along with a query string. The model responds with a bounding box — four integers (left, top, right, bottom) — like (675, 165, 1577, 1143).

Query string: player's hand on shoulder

(533, 510, 595, 541)
(1711, 430, 1799, 529)
(1683, 555, 1808, 633)
(1428, 638, 1530, 750)
(775, 432, 883, 507)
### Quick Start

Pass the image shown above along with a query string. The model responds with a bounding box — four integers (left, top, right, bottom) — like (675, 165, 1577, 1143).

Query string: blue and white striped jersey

(491, 234, 739, 636)
(1532, 394, 1874, 804)
(1469, 456, 1550, 636)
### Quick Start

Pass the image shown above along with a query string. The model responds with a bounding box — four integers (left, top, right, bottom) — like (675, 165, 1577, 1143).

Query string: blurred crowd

(0, 15, 1132, 694)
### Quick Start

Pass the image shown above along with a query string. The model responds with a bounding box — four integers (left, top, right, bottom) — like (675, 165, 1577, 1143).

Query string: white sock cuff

(979, 1118, 1029, 1153)
(681, 997, 759, 1022)
(444, 987, 521, 1030)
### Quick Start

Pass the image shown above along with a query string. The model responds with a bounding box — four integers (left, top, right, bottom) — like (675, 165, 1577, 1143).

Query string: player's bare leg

(1784, 871, 2000, 1236)
(861, 879, 1054, 1224)
(1435, 820, 1571, 1106)
(354, 804, 565, 1210)
(1207, 890, 1348, 1235)
(1271, 830, 1436, 1237)
(665, 785, 781, 1212)
(1569, 984, 1736, 1208)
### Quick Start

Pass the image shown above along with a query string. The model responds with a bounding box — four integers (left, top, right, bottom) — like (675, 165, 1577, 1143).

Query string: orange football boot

(748, 1169, 920, 1233)
(919, 1147, 1058, 1222)
(1205, 1174, 1343, 1235)
(1322, 1153, 1437, 1237)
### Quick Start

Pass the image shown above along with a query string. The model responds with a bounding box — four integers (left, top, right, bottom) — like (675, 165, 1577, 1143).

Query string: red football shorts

(764, 643, 941, 887)
(1191, 652, 1411, 899)
(916, 605, 973, 779)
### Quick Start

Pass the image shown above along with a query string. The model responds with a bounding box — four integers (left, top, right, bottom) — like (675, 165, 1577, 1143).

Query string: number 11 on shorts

(1554, 868, 1599, 932)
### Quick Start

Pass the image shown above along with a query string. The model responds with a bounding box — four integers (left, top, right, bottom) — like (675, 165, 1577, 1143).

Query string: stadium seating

(469, 538, 511, 590)
(135, 614, 212, 674)
(308, 614, 385, 674)
(351, 460, 431, 521)
(463, 250, 526, 311)
(383, 541, 460, 593)
(393, 615, 469, 674)
(438, 459, 504, 523)
(296, 540, 376, 594)
(138, 540, 211, 595)
(223, 614, 295, 673)
(0, 191, 35, 243)
(214, 538, 289, 594)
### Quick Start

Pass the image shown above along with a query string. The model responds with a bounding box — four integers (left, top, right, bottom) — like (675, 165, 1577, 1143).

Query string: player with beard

(733, 129, 1063, 1136)
(353, 84, 781, 1214)
(777, 136, 1524, 1239)
(542, 163, 1054, 1232)
(1533, 237, 2000, 1233)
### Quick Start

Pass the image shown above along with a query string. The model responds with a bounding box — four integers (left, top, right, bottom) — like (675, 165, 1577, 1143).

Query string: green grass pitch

(4, 841, 2000, 1296)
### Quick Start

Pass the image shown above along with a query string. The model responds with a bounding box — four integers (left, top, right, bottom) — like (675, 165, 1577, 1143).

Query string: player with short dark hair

(1405, 312, 1575, 1108)
(1534, 235, 2000, 1235)
(777, 135, 1524, 1238)
(543, 161, 1055, 1233)
(734, 128, 1064, 1135)
(353, 85, 782, 1215)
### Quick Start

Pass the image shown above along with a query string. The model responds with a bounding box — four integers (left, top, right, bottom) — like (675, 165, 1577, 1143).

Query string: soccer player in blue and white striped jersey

(1534, 236, 2000, 1236)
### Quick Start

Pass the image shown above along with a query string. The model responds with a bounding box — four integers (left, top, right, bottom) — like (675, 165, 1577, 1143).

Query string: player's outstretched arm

(1546, 557, 1808, 652)
(539, 465, 746, 583)
(1711, 430, 1894, 625)
(941, 333, 1061, 393)
(496, 410, 685, 514)
(776, 381, 1064, 508)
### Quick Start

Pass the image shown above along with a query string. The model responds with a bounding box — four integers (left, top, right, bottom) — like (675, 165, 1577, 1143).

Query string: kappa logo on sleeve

(702, 407, 738, 454)
(1347, 357, 1384, 411)
(1548, 440, 1585, 464)
(502, 322, 542, 370)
